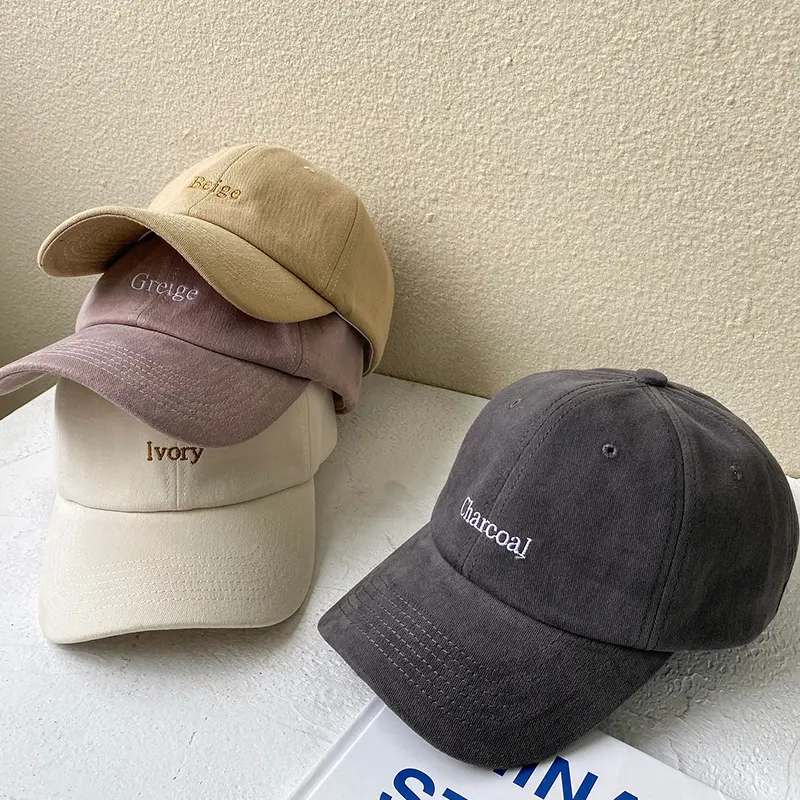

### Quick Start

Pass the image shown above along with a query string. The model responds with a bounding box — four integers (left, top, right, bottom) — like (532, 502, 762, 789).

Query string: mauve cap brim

(0, 324, 309, 447)
(318, 525, 670, 768)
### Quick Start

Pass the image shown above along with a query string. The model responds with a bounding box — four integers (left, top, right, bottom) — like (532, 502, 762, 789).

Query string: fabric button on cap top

(635, 368, 668, 386)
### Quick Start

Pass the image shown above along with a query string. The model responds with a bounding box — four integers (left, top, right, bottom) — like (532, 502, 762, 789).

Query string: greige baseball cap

(41, 378, 337, 643)
(37, 144, 394, 369)
(0, 235, 364, 446)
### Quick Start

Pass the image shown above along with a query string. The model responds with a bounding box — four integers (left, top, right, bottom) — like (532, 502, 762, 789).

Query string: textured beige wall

(1, 1, 798, 473)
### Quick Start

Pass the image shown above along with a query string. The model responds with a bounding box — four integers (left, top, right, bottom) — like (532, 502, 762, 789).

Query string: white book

(289, 698, 729, 800)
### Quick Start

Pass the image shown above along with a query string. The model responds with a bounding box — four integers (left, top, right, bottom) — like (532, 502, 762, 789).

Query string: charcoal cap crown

(431, 368, 798, 651)
(319, 368, 798, 767)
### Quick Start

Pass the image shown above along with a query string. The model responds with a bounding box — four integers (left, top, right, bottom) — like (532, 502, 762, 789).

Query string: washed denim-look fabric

(0, 235, 365, 446)
(319, 368, 799, 767)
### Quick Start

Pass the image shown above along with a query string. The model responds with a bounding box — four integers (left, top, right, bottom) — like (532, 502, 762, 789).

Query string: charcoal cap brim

(318, 524, 670, 768)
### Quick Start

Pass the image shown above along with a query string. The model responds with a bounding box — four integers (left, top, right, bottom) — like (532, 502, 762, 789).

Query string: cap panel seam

(490, 379, 621, 499)
(295, 322, 306, 375)
(492, 381, 632, 518)
(322, 194, 362, 297)
(669, 388, 784, 466)
(175, 438, 183, 512)
(303, 388, 311, 476)
(167, 434, 178, 512)
(458, 379, 625, 574)
(184, 144, 261, 217)
(461, 380, 630, 577)
(634, 385, 682, 648)
(456, 381, 611, 573)
(668, 390, 799, 577)
(644, 389, 694, 649)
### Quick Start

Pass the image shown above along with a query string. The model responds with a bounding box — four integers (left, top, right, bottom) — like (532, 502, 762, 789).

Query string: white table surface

(0, 374, 798, 800)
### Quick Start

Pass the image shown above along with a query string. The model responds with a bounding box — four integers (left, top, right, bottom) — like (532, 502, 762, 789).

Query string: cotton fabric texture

(319, 368, 799, 767)
(0, 235, 365, 446)
(37, 143, 394, 369)
(41, 379, 337, 644)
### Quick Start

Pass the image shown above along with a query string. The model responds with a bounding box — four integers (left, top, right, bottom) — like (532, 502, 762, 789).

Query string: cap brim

(37, 206, 336, 324)
(40, 479, 316, 644)
(0, 324, 308, 446)
(318, 525, 670, 768)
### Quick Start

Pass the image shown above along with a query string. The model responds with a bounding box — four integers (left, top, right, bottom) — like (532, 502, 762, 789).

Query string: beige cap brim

(37, 206, 335, 325)
(39, 480, 316, 644)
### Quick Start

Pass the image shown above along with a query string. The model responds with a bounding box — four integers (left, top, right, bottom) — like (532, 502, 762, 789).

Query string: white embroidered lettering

(130, 273, 199, 302)
(459, 496, 532, 560)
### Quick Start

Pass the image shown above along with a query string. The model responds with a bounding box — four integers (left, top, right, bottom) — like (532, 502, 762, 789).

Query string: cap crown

(431, 369, 798, 651)
(77, 234, 365, 412)
(149, 144, 393, 364)
(56, 379, 337, 511)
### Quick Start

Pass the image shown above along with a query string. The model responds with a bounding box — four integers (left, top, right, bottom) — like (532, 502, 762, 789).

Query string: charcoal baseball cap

(0, 235, 365, 446)
(41, 378, 337, 643)
(37, 143, 394, 369)
(319, 368, 799, 767)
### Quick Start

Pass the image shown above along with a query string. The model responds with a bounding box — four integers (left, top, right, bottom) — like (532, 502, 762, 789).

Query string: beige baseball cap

(38, 144, 394, 370)
(40, 378, 337, 644)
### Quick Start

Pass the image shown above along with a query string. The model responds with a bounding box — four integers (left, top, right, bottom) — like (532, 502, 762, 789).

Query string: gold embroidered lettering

(146, 443, 204, 463)
(187, 175, 242, 199)
(187, 447, 204, 464)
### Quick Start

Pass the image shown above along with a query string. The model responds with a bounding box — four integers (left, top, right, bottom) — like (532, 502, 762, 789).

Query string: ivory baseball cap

(41, 378, 337, 643)
(37, 144, 393, 369)
(319, 368, 799, 767)
(0, 235, 364, 446)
